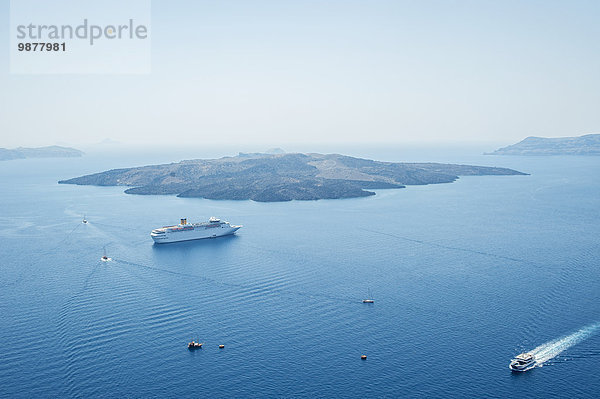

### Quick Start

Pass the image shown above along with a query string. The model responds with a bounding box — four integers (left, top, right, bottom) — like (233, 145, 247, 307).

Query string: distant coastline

(0, 145, 84, 161)
(59, 152, 527, 202)
(487, 134, 600, 156)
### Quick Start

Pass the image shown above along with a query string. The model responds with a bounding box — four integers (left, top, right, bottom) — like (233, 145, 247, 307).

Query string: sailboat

(82, 215, 88, 224)
(101, 247, 111, 262)
(362, 289, 374, 303)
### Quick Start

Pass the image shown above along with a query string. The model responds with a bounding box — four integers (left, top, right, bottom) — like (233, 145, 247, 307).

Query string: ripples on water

(0, 153, 599, 397)
(530, 323, 600, 366)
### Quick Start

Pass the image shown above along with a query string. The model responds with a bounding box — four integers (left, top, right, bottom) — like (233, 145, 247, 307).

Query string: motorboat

(188, 339, 203, 350)
(509, 352, 536, 371)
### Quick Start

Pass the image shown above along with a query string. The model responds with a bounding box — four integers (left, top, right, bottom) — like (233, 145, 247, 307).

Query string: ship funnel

(181, 218, 187, 225)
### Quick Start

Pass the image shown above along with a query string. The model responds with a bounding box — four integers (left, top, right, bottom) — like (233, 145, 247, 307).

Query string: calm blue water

(1, 148, 599, 398)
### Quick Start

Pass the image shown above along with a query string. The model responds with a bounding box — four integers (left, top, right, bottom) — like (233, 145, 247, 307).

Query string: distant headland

(0, 145, 84, 161)
(59, 152, 526, 202)
(488, 134, 600, 155)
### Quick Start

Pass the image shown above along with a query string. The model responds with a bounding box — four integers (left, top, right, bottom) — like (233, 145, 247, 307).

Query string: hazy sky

(1, 0, 599, 148)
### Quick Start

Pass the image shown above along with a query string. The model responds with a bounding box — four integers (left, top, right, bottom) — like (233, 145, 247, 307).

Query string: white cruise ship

(151, 217, 242, 244)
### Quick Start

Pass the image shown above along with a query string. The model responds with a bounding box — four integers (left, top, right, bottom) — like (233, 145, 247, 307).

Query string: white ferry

(151, 217, 242, 244)
(509, 352, 536, 372)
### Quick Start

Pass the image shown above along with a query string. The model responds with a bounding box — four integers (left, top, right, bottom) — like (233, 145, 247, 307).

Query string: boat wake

(529, 322, 600, 366)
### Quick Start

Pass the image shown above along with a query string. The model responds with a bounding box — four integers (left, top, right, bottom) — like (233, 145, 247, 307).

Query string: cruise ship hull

(151, 224, 240, 244)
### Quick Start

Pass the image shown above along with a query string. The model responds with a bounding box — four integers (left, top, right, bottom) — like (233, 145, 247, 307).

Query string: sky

(1, 0, 599, 148)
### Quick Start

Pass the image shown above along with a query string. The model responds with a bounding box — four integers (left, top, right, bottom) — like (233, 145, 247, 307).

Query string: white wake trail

(529, 322, 600, 366)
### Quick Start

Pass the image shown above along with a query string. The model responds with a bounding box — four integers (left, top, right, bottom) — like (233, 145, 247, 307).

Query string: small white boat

(509, 352, 536, 371)
(82, 215, 88, 224)
(101, 247, 111, 262)
(362, 289, 374, 303)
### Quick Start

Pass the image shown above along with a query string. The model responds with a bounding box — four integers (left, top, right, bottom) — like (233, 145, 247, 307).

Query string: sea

(1, 145, 599, 398)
